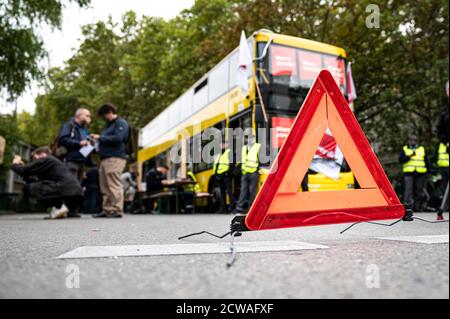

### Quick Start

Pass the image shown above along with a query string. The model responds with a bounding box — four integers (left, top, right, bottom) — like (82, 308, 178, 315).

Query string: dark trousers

(440, 168, 449, 212)
(217, 173, 235, 212)
(440, 168, 449, 192)
(236, 172, 259, 212)
(82, 186, 102, 214)
(38, 196, 83, 213)
(404, 173, 426, 211)
(65, 161, 84, 183)
(144, 191, 158, 214)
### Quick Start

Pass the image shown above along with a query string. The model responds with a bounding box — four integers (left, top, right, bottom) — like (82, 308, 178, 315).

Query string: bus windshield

(259, 43, 347, 113)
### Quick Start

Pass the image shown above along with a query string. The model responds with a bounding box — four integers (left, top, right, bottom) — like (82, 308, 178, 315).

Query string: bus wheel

(209, 179, 222, 213)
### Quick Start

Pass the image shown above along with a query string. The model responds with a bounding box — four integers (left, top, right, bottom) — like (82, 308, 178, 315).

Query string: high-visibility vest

(242, 143, 261, 174)
(214, 149, 231, 175)
(186, 171, 202, 193)
(437, 143, 449, 168)
(403, 145, 427, 173)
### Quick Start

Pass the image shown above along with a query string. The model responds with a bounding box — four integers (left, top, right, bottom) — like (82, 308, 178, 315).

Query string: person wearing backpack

(57, 108, 92, 182)
(90, 103, 129, 218)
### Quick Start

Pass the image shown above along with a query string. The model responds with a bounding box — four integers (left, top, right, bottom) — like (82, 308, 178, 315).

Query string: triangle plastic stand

(245, 70, 405, 231)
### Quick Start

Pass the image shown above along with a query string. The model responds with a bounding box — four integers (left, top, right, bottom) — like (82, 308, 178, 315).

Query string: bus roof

(257, 30, 347, 58)
(138, 31, 347, 158)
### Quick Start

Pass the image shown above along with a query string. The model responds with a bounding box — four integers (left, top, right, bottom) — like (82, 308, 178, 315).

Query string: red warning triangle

(245, 70, 405, 231)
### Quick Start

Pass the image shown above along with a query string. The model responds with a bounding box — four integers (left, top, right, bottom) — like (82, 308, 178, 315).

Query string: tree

(0, 114, 20, 175)
(0, 0, 90, 100)
(18, 0, 449, 179)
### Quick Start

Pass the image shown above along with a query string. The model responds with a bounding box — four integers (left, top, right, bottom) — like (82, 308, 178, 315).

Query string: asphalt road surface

(0, 212, 448, 299)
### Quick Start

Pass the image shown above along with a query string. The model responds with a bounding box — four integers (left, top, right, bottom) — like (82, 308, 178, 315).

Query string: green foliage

(0, 115, 20, 176)
(0, 0, 90, 100)
(16, 0, 449, 166)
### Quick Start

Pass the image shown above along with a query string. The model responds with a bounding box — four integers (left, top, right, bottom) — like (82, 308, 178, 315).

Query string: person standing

(399, 135, 428, 212)
(235, 134, 261, 214)
(90, 103, 129, 218)
(213, 141, 235, 214)
(58, 108, 92, 183)
(11, 147, 83, 219)
(436, 81, 449, 220)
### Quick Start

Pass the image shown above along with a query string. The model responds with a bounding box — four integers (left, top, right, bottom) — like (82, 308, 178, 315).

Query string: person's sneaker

(93, 212, 109, 218)
(49, 205, 69, 219)
(109, 212, 123, 218)
(437, 215, 444, 221)
(68, 212, 81, 218)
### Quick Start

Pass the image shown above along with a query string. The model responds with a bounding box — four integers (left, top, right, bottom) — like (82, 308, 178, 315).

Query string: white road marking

(378, 234, 449, 244)
(56, 240, 329, 259)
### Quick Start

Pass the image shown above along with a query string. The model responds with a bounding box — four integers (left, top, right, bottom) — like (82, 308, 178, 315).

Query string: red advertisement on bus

(270, 46, 297, 77)
(271, 116, 295, 148)
(298, 50, 322, 82)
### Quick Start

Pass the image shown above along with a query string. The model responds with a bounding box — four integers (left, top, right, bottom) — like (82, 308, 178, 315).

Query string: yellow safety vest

(214, 149, 231, 175)
(403, 146, 427, 173)
(437, 143, 449, 168)
(242, 143, 261, 174)
(186, 171, 202, 193)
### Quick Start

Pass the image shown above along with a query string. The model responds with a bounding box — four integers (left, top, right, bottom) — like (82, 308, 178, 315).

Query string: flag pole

(253, 76, 268, 123)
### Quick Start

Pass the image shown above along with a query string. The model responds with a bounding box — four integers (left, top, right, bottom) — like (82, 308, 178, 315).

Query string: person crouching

(11, 147, 83, 219)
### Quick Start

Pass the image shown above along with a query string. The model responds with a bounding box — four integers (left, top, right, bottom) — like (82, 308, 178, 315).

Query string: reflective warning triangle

(245, 70, 405, 231)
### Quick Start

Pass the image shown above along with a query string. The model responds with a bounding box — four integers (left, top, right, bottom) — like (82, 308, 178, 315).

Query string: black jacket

(12, 156, 83, 201)
(146, 168, 166, 194)
(59, 118, 90, 163)
(98, 117, 129, 160)
(437, 105, 449, 145)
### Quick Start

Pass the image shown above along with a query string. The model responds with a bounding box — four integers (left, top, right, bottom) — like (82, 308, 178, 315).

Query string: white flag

(347, 62, 357, 102)
(237, 30, 252, 94)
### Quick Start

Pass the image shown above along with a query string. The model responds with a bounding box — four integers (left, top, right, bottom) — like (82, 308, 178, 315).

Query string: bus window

(194, 122, 224, 173)
(261, 43, 346, 114)
(209, 59, 229, 101)
(229, 111, 252, 163)
(322, 55, 346, 94)
(269, 45, 299, 87)
(298, 50, 322, 87)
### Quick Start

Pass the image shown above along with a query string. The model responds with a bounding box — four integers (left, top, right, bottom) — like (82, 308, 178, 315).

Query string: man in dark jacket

(58, 108, 92, 182)
(90, 103, 129, 218)
(11, 147, 83, 219)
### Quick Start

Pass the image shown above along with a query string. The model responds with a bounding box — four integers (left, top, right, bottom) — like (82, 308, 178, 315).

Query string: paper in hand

(79, 144, 95, 158)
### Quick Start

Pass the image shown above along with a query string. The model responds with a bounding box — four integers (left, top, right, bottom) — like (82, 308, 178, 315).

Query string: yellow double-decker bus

(137, 30, 354, 211)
